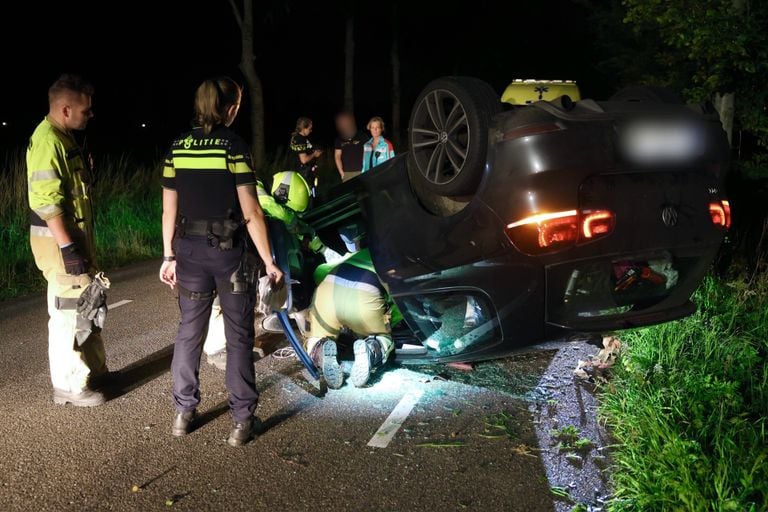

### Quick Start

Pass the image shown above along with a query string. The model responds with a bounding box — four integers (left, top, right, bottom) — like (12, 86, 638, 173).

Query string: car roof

(501, 79, 581, 105)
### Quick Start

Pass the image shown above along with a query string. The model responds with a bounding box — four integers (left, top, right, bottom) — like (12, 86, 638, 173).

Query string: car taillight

(506, 209, 616, 255)
(708, 199, 731, 229)
(582, 210, 616, 238)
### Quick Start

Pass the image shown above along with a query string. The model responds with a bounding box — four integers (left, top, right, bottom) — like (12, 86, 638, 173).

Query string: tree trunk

(390, 4, 401, 149)
(712, 0, 746, 148)
(714, 92, 735, 147)
(343, 17, 355, 113)
(230, 0, 266, 173)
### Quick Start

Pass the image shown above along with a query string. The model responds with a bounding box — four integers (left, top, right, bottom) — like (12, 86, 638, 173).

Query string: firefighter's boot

(309, 338, 344, 389)
(351, 336, 387, 388)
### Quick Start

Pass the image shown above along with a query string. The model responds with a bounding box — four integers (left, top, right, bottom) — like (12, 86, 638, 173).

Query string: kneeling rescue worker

(307, 248, 395, 388)
(158, 77, 283, 447)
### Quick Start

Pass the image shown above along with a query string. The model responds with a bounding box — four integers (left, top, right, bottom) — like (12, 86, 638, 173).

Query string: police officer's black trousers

(171, 236, 258, 422)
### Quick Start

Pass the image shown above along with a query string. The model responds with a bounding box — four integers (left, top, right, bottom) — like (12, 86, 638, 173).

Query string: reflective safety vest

(26, 117, 94, 244)
(313, 248, 377, 284)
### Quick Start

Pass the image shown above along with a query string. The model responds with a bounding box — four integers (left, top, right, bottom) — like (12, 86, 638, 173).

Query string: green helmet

(270, 171, 311, 212)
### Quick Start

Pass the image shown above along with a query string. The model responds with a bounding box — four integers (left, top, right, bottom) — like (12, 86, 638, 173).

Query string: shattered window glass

(399, 293, 499, 356)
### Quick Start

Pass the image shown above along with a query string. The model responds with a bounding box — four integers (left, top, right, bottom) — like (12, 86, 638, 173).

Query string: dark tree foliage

(582, 0, 768, 173)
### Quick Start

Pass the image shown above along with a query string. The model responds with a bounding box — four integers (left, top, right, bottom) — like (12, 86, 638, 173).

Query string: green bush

(602, 276, 768, 511)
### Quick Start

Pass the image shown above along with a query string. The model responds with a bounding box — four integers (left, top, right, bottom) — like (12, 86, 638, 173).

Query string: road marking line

(367, 389, 424, 449)
(107, 299, 133, 310)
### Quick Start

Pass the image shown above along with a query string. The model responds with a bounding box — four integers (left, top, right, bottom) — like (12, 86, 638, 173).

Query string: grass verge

(0, 150, 162, 300)
(0, 146, 342, 301)
(601, 275, 768, 511)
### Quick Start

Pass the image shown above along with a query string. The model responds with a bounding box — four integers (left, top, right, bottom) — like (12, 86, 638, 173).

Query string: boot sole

(321, 341, 344, 390)
(53, 395, 105, 407)
(226, 436, 250, 447)
(350, 339, 372, 388)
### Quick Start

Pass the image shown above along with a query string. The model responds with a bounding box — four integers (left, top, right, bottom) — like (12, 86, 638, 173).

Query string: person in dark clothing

(159, 77, 283, 447)
(289, 117, 322, 186)
(333, 111, 366, 182)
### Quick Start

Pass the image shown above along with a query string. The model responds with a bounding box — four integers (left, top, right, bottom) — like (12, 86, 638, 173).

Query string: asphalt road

(0, 260, 611, 511)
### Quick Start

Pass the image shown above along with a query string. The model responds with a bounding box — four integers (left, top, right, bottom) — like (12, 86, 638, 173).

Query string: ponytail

(194, 77, 242, 134)
(292, 116, 313, 137)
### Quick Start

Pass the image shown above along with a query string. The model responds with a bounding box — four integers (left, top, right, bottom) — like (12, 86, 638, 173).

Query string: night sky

(0, 0, 606, 156)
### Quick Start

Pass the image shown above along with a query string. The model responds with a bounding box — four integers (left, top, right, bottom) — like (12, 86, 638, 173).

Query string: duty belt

(177, 217, 243, 250)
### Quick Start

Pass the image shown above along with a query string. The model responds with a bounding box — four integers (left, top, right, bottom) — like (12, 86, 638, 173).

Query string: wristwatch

(163, 256, 176, 262)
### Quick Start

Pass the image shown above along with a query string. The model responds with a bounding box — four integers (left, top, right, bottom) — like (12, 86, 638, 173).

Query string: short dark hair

(48, 73, 94, 104)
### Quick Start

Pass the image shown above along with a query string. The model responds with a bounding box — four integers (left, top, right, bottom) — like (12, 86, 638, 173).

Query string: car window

(398, 292, 500, 356)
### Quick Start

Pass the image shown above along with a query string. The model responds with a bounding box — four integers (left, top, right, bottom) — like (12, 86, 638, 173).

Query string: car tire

(407, 76, 501, 197)
(609, 85, 683, 104)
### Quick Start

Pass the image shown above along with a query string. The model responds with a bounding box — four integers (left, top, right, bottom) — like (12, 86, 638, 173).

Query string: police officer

(289, 117, 322, 185)
(26, 73, 109, 407)
(158, 77, 283, 447)
(203, 171, 326, 360)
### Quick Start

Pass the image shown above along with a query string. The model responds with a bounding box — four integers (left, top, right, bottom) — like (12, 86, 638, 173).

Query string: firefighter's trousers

(307, 271, 394, 357)
(30, 230, 107, 393)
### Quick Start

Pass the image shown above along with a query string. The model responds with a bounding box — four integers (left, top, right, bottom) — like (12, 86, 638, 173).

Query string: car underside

(303, 77, 731, 364)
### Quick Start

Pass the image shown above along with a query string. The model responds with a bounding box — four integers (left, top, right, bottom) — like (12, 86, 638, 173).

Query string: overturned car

(303, 77, 731, 363)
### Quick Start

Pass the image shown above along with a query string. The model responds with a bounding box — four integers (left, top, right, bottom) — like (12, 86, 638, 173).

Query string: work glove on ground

(61, 244, 88, 275)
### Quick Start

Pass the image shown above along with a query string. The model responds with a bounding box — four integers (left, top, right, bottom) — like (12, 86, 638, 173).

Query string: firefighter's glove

(61, 244, 88, 275)
(75, 272, 111, 345)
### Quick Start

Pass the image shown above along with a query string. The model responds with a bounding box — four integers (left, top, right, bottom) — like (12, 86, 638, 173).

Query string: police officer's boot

(227, 417, 256, 447)
(309, 338, 344, 389)
(171, 409, 196, 437)
(350, 336, 386, 388)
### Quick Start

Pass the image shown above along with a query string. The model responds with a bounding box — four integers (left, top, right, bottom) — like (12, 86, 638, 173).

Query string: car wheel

(609, 85, 683, 104)
(408, 76, 501, 197)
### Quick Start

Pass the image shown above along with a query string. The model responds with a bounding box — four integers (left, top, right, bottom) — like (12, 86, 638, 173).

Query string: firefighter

(26, 74, 109, 407)
(158, 77, 283, 447)
(263, 170, 312, 230)
(202, 170, 324, 361)
(307, 249, 395, 388)
(264, 170, 325, 311)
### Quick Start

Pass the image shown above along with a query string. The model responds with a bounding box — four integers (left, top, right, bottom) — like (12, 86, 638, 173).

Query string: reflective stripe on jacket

(26, 117, 93, 235)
